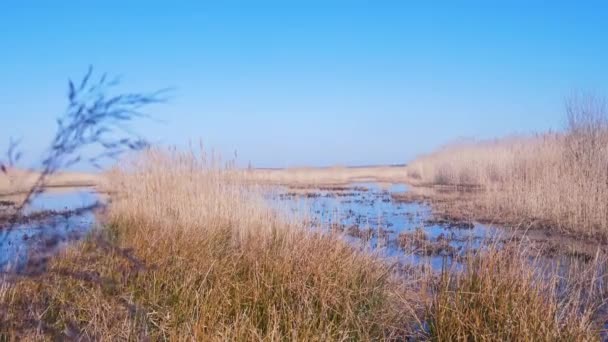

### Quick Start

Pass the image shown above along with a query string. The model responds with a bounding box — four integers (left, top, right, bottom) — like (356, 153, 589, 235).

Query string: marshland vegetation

(1, 70, 607, 339)
(0, 150, 423, 340)
(406, 95, 608, 238)
(0, 149, 605, 340)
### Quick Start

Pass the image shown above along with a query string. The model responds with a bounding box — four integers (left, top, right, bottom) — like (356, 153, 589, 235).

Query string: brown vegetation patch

(398, 228, 457, 257)
(426, 243, 604, 341)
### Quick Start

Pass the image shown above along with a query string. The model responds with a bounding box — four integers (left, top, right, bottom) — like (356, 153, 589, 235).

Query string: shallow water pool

(268, 183, 500, 269)
(0, 188, 100, 272)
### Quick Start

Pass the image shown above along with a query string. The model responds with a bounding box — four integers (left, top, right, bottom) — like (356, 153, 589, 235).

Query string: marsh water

(0, 183, 538, 272)
(268, 183, 500, 269)
(0, 183, 504, 272)
(0, 189, 99, 271)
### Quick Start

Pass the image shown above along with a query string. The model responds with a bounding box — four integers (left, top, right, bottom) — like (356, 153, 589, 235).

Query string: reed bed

(427, 242, 604, 341)
(0, 149, 422, 340)
(248, 165, 408, 187)
(407, 96, 608, 237)
(0, 148, 603, 340)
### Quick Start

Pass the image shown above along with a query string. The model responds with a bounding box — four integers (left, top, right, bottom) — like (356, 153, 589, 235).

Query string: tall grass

(0, 149, 421, 340)
(0, 148, 602, 340)
(407, 95, 608, 236)
(427, 243, 603, 341)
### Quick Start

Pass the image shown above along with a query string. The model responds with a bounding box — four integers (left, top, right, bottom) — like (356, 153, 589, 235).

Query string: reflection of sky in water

(0, 189, 99, 272)
(24, 190, 99, 214)
(268, 183, 500, 270)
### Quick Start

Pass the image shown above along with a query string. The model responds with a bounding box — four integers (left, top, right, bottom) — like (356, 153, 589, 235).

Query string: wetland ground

(0, 157, 605, 340)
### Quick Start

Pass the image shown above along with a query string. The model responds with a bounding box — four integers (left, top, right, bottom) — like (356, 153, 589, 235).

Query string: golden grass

(0, 149, 422, 340)
(0, 148, 602, 340)
(248, 165, 408, 187)
(427, 243, 603, 341)
(407, 97, 608, 237)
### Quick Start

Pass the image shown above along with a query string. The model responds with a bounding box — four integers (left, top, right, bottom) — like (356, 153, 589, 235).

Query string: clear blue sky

(1, 1, 607, 168)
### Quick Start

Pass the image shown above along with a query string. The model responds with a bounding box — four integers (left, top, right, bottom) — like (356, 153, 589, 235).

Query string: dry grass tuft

(427, 242, 603, 341)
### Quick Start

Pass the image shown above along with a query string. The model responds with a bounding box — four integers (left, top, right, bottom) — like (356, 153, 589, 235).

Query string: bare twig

(2, 66, 167, 215)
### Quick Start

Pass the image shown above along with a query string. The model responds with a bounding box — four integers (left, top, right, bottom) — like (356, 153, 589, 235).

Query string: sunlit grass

(427, 243, 602, 341)
(407, 96, 608, 237)
(0, 148, 602, 340)
(0, 149, 421, 340)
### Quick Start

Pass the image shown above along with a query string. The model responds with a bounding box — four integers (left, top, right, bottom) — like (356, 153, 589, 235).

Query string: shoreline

(393, 183, 608, 259)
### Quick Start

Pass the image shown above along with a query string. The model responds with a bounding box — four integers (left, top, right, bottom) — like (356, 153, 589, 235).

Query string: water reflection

(0, 188, 100, 272)
(268, 183, 499, 270)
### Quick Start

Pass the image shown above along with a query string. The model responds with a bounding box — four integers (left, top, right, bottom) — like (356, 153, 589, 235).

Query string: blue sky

(1, 1, 607, 168)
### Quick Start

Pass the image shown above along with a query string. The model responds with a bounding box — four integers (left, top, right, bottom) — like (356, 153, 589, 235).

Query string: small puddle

(0, 188, 101, 272)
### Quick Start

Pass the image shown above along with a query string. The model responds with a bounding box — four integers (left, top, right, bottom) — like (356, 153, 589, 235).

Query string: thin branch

(2, 66, 167, 216)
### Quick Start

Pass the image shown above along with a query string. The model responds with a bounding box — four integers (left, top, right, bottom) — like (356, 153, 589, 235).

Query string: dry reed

(0, 148, 603, 340)
(248, 165, 408, 187)
(427, 242, 603, 341)
(0, 149, 421, 340)
(407, 96, 608, 237)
